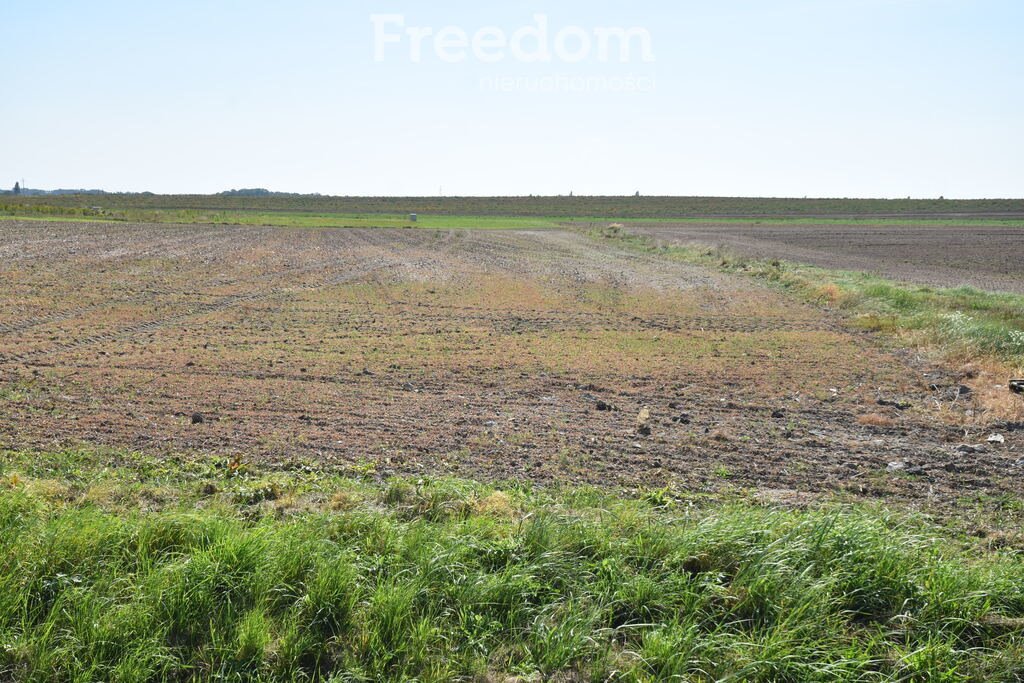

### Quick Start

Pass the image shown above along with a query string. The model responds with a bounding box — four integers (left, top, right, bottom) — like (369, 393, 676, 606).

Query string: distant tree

(13, 182, 20, 195)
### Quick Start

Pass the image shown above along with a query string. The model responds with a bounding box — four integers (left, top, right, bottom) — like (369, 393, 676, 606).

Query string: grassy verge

(2, 449, 1024, 681)
(589, 226, 1024, 372)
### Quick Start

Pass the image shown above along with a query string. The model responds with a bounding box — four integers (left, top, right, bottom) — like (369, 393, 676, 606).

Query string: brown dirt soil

(1, 220, 1022, 508)
(627, 221, 1024, 294)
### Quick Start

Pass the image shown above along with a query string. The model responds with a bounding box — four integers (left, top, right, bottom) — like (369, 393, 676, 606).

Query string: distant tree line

(3, 185, 106, 196)
(218, 188, 273, 197)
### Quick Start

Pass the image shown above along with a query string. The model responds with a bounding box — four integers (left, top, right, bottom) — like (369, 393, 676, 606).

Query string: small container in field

(409, 213, 418, 222)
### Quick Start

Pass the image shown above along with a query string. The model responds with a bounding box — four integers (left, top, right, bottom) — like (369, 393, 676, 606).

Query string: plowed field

(2, 220, 1020, 507)
(630, 221, 1024, 294)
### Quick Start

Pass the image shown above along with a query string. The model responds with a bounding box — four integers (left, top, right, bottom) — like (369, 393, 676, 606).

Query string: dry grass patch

(857, 413, 898, 428)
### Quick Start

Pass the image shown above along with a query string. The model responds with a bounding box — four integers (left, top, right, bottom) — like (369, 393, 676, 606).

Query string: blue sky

(2, 1, 1022, 197)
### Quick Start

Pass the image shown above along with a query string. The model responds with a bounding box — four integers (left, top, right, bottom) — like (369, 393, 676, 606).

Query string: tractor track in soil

(0, 261, 398, 363)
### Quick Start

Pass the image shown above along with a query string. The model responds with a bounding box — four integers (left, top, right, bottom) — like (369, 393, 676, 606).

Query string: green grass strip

(2, 448, 1024, 681)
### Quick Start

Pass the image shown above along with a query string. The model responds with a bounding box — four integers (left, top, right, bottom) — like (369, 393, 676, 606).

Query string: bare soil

(1, 220, 1021, 508)
(628, 221, 1024, 294)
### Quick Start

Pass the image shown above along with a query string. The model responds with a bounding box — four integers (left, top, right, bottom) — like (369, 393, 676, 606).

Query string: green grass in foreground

(2, 449, 1024, 681)
(590, 226, 1024, 368)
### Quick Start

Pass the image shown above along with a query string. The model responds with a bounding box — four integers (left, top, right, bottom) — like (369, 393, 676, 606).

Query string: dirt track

(628, 221, 1024, 294)
(1, 220, 1021, 507)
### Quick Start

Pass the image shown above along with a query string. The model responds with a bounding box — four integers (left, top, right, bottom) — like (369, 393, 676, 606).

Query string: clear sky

(2, 1, 1022, 197)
